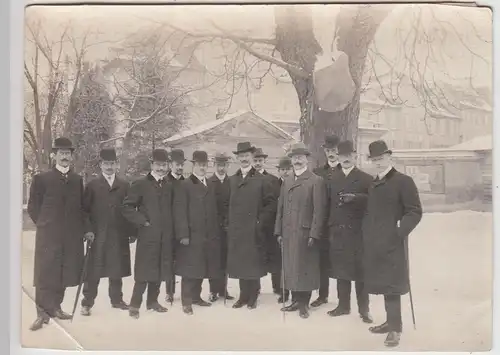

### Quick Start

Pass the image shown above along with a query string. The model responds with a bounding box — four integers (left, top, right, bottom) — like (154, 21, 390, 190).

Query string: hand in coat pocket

(180, 238, 190, 246)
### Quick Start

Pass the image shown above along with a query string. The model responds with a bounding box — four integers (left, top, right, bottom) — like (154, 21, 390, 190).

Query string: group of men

(27, 134, 422, 348)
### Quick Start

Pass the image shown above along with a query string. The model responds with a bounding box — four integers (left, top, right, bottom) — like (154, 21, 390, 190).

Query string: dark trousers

(129, 281, 161, 309)
(238, 279, 260, 303)
(81, 278, 123, 308)
(384, 295, 402, 332)
(35, 286, 66, 317)
(337, 279, 369, 314)
(165, 275, 176, 295)
(271, 272, 290, 298)
(319, 248, 330, 299)
(291, 291, 312, 306)
(209, 276, 227, 295)
(181, 277, 203, 306)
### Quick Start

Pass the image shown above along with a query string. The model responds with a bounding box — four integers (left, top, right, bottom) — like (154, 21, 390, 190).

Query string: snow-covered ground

(20, 211, 492, 351)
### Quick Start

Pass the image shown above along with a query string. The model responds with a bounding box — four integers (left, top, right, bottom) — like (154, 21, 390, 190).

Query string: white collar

(103, 172, 115, 180)
(294, 166, 307, 177)
(56, 164, 69, 174)
(151, 171, 165, 182)
(193, 173, 206, 184)
(171, 172, 182, 180)
(240, 166, 252, 175)
(215, 172, 226, 181)
(378, 166, 393, 179)
(328, 160, 338, 168)
(342, 166, 355, 176)
(258, 169, 265, 175)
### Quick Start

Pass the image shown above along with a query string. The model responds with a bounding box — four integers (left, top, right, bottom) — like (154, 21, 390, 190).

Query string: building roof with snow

(450, 135, 492, 151)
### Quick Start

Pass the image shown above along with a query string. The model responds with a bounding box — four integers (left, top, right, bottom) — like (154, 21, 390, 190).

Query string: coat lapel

(372, 167, 397, 188)
(190, 174, 208, 195)
(288, 169, 312, 192)
(237, 167, 256, 188)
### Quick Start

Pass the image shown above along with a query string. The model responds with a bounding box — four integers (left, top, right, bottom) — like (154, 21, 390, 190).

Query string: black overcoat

(326, 167, 372, 281)
(362, 168, 422, 295)
(260, 171, 282, 274)
(226, 167, 276, 280)
(165, 172, 185, 262)
(83, 175, 134, 280)
(27, 168, 85, 289)
(121, 174, 175, 282)
(207, 174, 230, 270)
(173, 175, 222, 279)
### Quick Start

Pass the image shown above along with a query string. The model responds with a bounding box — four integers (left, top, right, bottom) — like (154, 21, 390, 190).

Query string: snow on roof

(164, 111, 295, 143)
(450, 135, 492, 151)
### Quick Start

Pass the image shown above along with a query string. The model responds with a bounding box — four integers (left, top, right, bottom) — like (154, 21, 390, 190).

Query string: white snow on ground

(20, 211, 492, 351)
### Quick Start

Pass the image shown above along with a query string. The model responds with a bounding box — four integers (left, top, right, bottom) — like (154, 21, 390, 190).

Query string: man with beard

(80, 148, 134, 316)
(27, 137, 93, 331)
(275, 142, 326, 319)
(208, 153, 234, 302)
(325, 141, 373, 323)
(122, 149, 174, 319)
(252, 148, 282, 298)
(174, 151, 222, 315)
(362, 140, 422, 347)
(226, 142, 276, 310)
(311, 134, 341, 308)
(164, 148, 186, 304)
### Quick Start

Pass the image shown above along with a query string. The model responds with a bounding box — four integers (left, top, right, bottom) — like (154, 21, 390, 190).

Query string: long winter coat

(122, 173, 175, 282)
(207, 174, 230, 270)
(165, 172, 185, 264)
(27, 168, 85, 289)
(260, 170, 282, 274)
(326, 167, 372, 281)
(173, 175, 222, 279)
(83, 175, 134, 280)
(274, 169, 326, 291)
(362, 168, 422, 295)
(226, 167, 276, 280)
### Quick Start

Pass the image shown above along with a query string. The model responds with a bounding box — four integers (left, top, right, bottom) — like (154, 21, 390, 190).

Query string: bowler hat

(287, 142, 311, 157)
(233, 141, 256, 155)
(337, 140, 356, 155)
(170, 149, 186, 163)
(99, 148, 117, 161)
(151, 149, 169, 163)
(368, 140, 392, 159)
(214, 152, 230, 163)
(276, 157, 292, 169)
(322, 135, 340, 149)
(253, 148, 268, 159)
(52, 137, 75, 151)
(191, 150, 209, 163)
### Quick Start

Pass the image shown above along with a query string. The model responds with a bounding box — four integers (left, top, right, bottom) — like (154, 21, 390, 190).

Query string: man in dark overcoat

(226, 142, 276, 310)
(275, 143, 326, 319)
(311, 134, 341, 308)
(325, 141, 373, 323)
(362, 140, 422, 347)
(252, 148, 282, 298)
(122, 149, 174, 319)
(174, 151, 222, 315)
(208, 152, 234, 302)
(164, 148, 186, 304)
(27, 137, 94, 331)
(80, 148, 134, 316)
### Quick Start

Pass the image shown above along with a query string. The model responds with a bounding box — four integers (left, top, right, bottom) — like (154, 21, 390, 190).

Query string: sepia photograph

(21, 2, 492, 352)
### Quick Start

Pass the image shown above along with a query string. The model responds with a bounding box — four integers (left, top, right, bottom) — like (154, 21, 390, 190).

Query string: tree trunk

(118, 133, 132, 178)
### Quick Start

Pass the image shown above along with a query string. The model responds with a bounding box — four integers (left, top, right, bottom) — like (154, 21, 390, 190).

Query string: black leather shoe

(310, 297, 328, 308)
(129, 307, 140, 319)
(247, 300, 257, 309)
(193, 299, 211, 307)
(281, 301, 299, 312)
(112, 301, 129, 310)
(147, 303, 168, 312)
(299, 305, 310, 319)
(232, 299, 246, 308)
(54, 309, 72, 320)
(384, 331, 401, 347)
(327, 306, 350, 317)
(81, 306, 91, 316)
(369, 321, 390, 334)
(29, 316, 49, 331)
(277, 294, 290, 303)
(165, 294, 174, 304)
(360, 312, 373, 323)
(183, 305, 194, 315)
(208, 293, 219, 302)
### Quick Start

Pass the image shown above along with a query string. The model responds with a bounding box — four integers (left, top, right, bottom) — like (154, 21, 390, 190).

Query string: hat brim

(171, 158, 187, 163)
(52, 147, 75, 152)
(233, 147, 256, 155)
(215, 159, 230, 164)
(287, 150, 311, 157)
(254, 154, 268, 159)
(191, 159, 209, 164)
(322, 144, 337, 149)
(368, 149, 392, 159)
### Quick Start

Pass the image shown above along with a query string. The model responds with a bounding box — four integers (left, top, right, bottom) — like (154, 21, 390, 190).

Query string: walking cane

(280, 238, 286, 323)
(71, 239, 93, 322)
(224, 273, 229, 306)
(404, 237, 416, 330)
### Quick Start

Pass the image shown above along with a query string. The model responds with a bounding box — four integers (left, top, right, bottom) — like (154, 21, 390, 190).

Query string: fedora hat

(368, 140, 393, 159)
(52, 137, 75, 151)
(337, 140, 356, 156)
(287, 142, 311, 157)
(170, 149, 186, 163)
(276, 157, 293, 169)
(322, 135, 340, 149)
(253, 148, 268, 159)
(99, 148, 117, 161)
(151, 149, 169, 163)
(233, 141, 256, 155)
(191, 150, 209, 163)
(214, 152, 230, 163)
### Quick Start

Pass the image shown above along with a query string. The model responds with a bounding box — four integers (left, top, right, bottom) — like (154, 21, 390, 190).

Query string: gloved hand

(180, 238, 190, 246)
(307, 237, 315, 247)
(340, 193, 356, 203)
(129, 236, 137, 243)
(84, 232, 95, 243)
(277, 236, 283, 246)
